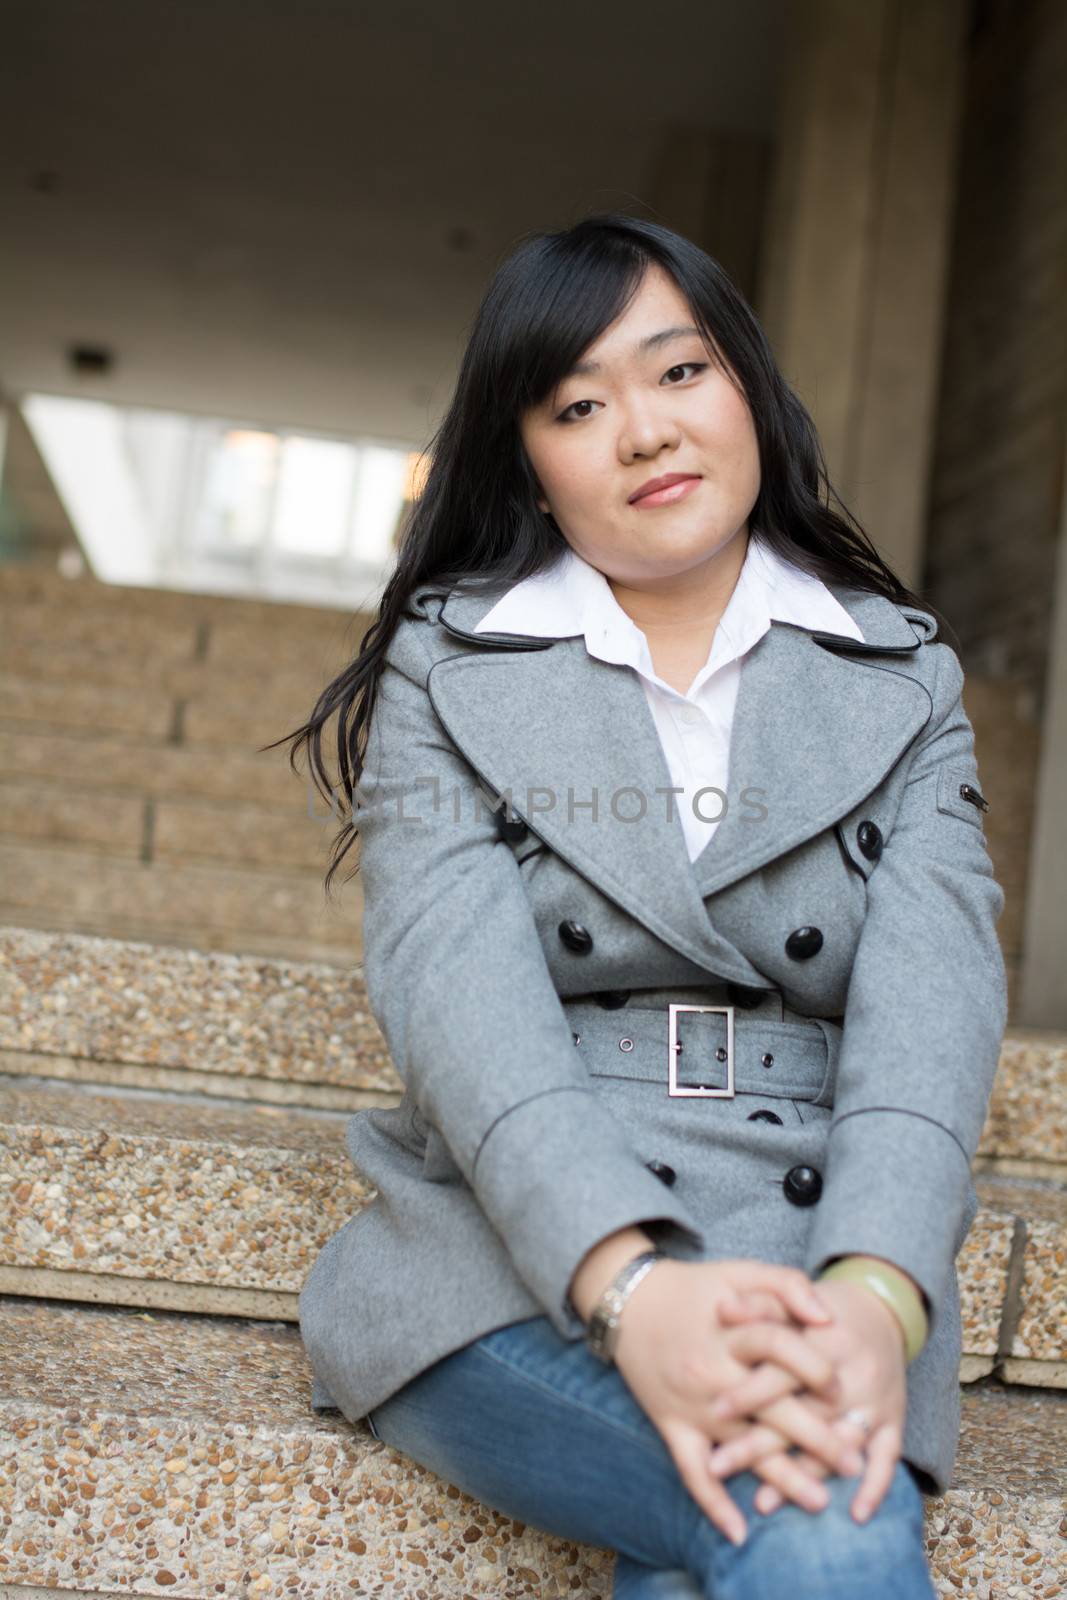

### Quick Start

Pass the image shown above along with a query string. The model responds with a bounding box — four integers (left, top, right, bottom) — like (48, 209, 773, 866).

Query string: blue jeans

(366, 1314, 936, 1599)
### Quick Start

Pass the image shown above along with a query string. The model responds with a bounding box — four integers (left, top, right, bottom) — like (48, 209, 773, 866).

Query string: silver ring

(842, 1407, 872, 1436)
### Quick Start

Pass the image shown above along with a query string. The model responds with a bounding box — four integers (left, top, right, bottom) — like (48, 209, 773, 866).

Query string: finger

(744, 1446, 833, 1514)
(710, 1395, 865, 1478)
(753, 1450, 829, 1516)
(709, 1427, 835, 1517)
(668, 1428, 749, 1547)
(728, 1264, 833, 1325)
(717, 1290, 792, 1325)
(711, 1361, 842, 1420)
(832, 1411, 876, 1455)
(709, 1417, 787, 1476)
(721, 1323, 838, 1395)
(754, 1482, 783, 1514)
(755, 1395, 867, 1477)
(850, 1424, 900, 1524)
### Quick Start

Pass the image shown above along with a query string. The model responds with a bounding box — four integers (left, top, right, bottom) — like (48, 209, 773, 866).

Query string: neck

(606, 528, 750, 635)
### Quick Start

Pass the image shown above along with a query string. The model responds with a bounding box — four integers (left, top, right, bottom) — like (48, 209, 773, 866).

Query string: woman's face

(518, 262, 761, 589)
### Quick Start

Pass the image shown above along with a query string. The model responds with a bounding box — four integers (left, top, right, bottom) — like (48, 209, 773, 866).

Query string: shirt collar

(472, 534, 865, 686)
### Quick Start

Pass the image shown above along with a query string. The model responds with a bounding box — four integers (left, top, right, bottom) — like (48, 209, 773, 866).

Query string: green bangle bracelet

(817, 1258, 929, 1363)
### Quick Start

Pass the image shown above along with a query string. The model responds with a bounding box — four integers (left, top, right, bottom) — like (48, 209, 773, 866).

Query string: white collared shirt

(473, 534, 865, 863)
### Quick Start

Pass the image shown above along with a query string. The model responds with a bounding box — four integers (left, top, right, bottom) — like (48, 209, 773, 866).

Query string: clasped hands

(613, 1258, 909, 1548)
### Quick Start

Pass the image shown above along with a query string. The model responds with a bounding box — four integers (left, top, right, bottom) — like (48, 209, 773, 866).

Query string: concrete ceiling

(0, 0, 786, 445)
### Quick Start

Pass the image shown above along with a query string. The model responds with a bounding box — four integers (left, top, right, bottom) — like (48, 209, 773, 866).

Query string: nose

(618, 395, 682, 462)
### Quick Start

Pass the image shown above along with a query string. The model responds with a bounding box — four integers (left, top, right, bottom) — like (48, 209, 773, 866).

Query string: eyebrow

(563, 324, 703, 379)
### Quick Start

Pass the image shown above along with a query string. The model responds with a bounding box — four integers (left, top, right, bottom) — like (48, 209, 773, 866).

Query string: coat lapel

(688, 603, 932, 898)
(422, 580, 934, 983)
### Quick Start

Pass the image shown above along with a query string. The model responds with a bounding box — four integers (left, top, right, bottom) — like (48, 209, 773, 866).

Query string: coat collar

(416, 577, 935, 986)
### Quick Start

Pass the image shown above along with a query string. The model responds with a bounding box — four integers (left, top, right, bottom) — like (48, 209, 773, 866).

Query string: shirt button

(679, 706, 702, 725)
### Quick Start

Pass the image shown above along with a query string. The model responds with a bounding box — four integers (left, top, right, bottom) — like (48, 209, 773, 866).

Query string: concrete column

(645, 124, 772, 308)
(1018, 423, 1067, 1027)
(755, 0, 968, 587)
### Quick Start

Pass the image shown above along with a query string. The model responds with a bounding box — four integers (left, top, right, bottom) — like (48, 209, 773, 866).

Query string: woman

(280, 214, 1007, 1597)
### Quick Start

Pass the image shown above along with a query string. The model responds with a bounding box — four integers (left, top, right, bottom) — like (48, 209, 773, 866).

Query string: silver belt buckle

(667, 1003, 735, 1097)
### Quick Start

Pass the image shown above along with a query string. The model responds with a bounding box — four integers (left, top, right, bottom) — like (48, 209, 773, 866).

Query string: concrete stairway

(1, 562, 1065, 1596)
(0, 562, 371, 965)
(0, 925, 1065, 1385)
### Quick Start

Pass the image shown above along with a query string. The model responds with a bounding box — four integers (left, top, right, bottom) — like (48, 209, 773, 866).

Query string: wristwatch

(584, 1248, 667, 1364)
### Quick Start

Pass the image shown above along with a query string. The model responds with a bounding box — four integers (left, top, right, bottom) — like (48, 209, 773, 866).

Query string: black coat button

(748, 1109, 784, 1125)
(595, 990, 631, 1009)
(558, 920, 594, 954)
(727, 983, 769, 1010)
(645, 1159, 676, 1187)
(494, 808, 528, 844)
(783, 1164, 823, 1206)
(856, 820, 882, 861)
(785, 926, 823, 960)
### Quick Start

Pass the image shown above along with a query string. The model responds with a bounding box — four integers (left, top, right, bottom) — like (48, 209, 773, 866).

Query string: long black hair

(263, 210, 955, 897)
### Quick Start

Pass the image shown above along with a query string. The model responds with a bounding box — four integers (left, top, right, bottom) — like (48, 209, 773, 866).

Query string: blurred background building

(1, 1, 1064, 1589)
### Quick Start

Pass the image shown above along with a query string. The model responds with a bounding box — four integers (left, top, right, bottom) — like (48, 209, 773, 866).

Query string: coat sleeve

(353, 617, 706, 1339)
(803, 639, 1008, 1336)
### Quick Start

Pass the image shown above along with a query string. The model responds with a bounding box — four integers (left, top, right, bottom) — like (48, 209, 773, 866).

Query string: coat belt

(563, 987, 841, 1107)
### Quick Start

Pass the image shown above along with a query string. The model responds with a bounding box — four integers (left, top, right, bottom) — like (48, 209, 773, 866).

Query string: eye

(556, 398, 601, 423)
(662, 362, 707, 385)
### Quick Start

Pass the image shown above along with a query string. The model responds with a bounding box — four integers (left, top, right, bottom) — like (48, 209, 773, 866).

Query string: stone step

(0, 724, 305, 809)
(0, 1297, 1063, 1597)
(0, 560, 370, 723)
(0, 595, 370, 677)
(2, 925, 1064, 1164)
(972, 1028, 1067, 1180)
(0, 1077, 368, 1319)
(0, 845, 359, 966)
(0, 600, 199, 663)
(0, 775, 146, 858)
(0, 557, 368, 632)
(0, 776, 340, 874)
(203, 614, 373, 672)
(0, 671, 175, 742)
(968, 1173, 1067, 1383)
(0, 1074, 1063, 1387)
(0, 667, 322, 752)
(0, 926, 390, 1109)
(0, 632, 342, 707)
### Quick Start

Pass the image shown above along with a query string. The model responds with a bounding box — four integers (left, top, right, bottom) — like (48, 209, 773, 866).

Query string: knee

(682, 1463, 928, 1592)
(611, 1553, 704, 1600)
(764, 1466, 920, 1544)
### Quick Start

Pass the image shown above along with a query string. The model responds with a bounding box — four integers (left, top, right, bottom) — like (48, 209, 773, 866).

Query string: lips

(628, 473, 701, 505)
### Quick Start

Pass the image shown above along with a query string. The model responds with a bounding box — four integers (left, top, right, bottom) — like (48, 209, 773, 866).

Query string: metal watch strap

(584, 1248, 667, 1364)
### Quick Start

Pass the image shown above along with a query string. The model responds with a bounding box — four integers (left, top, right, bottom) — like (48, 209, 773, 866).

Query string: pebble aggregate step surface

(0, 1298, 1065, 1600)
(0, 926, 393, 1105)
(971, 1174, 1067, 1372)
(0, 1075, 1064, 1385)
(0, 1078, 366, 1301)
(2, 926, 1065, 1152)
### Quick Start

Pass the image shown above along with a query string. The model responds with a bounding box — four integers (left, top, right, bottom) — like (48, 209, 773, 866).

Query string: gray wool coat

(297, 571, 1008, 1498)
